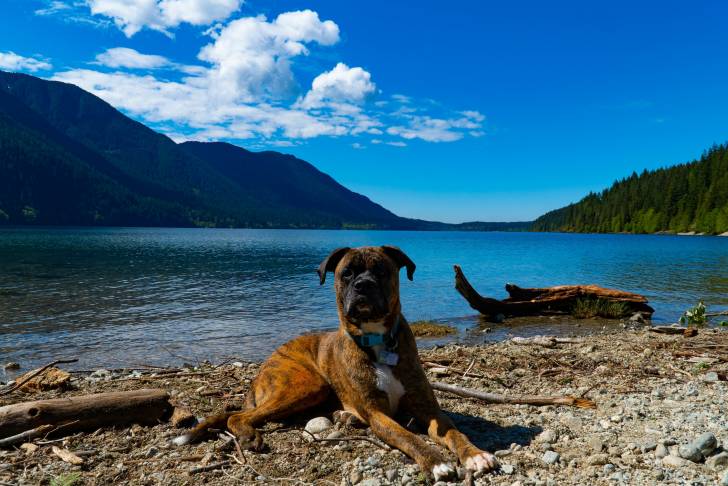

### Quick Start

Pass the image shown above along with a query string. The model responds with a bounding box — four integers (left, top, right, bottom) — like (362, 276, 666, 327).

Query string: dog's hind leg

(226, 357, 331, 450)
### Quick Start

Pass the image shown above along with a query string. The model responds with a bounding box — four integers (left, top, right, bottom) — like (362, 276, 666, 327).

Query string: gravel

(2, 327, 728, 485)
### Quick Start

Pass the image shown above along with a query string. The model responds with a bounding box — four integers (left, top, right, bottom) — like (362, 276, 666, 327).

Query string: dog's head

(318, 246, 415, 334)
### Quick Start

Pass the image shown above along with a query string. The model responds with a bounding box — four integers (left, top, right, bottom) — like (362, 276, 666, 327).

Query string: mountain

(0, 70, 455, 229)
(532, 144, 728, 234)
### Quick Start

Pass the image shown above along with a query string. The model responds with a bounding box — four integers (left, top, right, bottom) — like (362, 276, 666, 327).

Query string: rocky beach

(2, 325, 728, 486)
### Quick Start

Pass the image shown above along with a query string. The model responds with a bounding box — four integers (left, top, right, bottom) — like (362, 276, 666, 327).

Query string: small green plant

(680, 301, 707, 327)
(571, 298, 629, 319)
(50, 472, 82, 486)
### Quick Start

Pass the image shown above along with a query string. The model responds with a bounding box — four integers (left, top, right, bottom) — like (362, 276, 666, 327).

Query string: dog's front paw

(464, 451, 499, 475)
(432, 462, 458, 481)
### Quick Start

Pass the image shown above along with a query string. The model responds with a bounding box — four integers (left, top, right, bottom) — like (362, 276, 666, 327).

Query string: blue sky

(2, 1, 728, 223)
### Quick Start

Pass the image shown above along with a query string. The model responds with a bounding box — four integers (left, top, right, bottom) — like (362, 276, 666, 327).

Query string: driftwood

(453, 265, 654, 319)
(0, 389, 172, 440)
(650, 326, 698, 337)
(431, 382, 596, 408)
(0, 358, 78, 396)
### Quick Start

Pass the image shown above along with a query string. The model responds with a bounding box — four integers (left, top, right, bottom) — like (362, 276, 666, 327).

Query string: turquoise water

(1, 228, 726, 370)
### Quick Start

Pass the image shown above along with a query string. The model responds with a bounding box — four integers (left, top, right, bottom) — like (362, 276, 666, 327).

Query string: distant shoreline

(1, 224, 727, 236)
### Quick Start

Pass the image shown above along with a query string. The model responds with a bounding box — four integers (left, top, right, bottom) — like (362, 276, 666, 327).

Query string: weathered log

(454, 265, 654, 319)
(0, 389, 172, 440)
(431, 382, 596, 408)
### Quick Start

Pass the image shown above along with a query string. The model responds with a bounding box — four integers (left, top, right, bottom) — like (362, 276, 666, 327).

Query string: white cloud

(198, 10, 339, 101)
(35, 1, 72, 16)
(44, 7, 482, 146)
(86, 0, 243, 36)
(95, 47, 172, 69)
(0, 51, 52, 72)
(352, 142, 365, 149)
(300, 62, 376, 109)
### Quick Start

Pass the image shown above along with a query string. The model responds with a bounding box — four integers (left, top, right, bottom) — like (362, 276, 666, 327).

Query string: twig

(462, 359, 476, 378)
(301, 430, 389, 449)
(189, 461, 231, 474)
(431, 381, 596, 408)
(667, 363, 692, 378)
(0, 358, 78, 396)
(0, 425, 53, 448)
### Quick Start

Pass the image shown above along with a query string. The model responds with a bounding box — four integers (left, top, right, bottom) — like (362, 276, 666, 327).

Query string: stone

(232, 361, 244, 368)
(326, 430, 343, 440)
(706, 451, 728, 471)
(495, 449, 512, 457)
(3, 362, 19, 370)
(542, 451, 560, 465)
(304, 417, 333, 435)
(662, 455, 690, 468)
(19, 443, 38, 454)
(588, 437, 605, 452)
(359, 479, 381, 486)
(704, 372, 720, 382)
(384, 469, 397, 482)
(586, 454, 609, 466)
(145, 446, 158, 458)
(692, 432, 718, 456)
(678, 444, 702, 463)
(349, 469, 363, 485)
(538, 429, 558, 444)
(722, 470, 728, 486)
(654, 444, 669, 459)
(500, 464, 515, 475)
(641, 441, 657, 453)
(366, 455, 381, 467)
(603, 464, 615, 474)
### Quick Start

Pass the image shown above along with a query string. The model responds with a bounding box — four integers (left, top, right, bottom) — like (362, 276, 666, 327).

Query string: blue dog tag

(377, 350, 399, 366)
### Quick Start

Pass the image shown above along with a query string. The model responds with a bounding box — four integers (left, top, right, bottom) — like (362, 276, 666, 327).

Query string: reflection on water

(1, 228, 726, 370)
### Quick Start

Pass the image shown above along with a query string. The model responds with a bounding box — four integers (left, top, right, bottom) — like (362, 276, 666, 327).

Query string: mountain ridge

(0, 70, 530, 230)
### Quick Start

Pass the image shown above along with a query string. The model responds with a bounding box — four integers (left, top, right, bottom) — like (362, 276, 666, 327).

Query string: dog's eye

(341, 268, 353, 279)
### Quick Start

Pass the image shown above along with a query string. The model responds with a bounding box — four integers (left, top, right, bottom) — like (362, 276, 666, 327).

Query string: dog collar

(348, 316, 400, 358)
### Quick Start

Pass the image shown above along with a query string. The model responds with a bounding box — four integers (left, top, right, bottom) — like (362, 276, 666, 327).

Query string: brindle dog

(174, 246, 498, 480)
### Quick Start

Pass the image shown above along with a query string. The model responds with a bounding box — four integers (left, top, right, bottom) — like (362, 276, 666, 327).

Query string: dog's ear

(317, 247, 351, 285)
(381, 246, 416, 281)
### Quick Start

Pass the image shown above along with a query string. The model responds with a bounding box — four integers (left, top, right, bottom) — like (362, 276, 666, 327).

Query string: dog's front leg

(410, 404, 499, 476)
(366, 410, 457, 481)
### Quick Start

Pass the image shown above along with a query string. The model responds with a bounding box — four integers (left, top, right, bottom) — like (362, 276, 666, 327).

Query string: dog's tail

(172, 412, 236, 446)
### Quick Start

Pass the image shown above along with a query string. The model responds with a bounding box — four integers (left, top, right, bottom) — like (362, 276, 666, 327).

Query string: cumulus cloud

(198, 10, 339, 101)
(300, 62, 376, 109)
(86, 0, 243, 36)
(95, 47, 172, 69)
(0, 51, 52, 72)
(44, 7, 483, 147)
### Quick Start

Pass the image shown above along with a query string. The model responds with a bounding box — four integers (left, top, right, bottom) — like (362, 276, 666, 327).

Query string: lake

(1, 228, 726, 371)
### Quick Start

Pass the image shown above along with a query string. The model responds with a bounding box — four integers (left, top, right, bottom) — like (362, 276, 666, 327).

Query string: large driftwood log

(0, 389, 172, 440)
(454, 265, 654, 319)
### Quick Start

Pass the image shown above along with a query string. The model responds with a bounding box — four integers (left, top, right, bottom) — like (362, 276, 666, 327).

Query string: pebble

(349, 469, 362, 484)
(722, 470, 728, 486)
(542, 450, 560, 465)
(662, 455, 690, 468)
(586, 454, 609, 466)
(3, 362, 19, 370)
(232, 361, 244, 368)
(693, 432, 718, 456)
(706, 451, 728, 471)
(678, 444, 702, 462)
(304, 417, 333, 435)
(654, 444, 669, 459)
(501, 464, 515, 475)
(384, 469, 397, 481)
(603, 464, 615, 474)
(326, 430, 343, 440)
(359, 479, 381, 486)
(537, 429, 558, 444)
(145, 446, 158, 458)
(588, 437, 605, 452)
(704, 371, 720, 382)
(641, 441, 657, 453)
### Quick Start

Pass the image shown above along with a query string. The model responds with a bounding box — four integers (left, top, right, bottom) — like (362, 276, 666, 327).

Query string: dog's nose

(353, 277, 376, 292)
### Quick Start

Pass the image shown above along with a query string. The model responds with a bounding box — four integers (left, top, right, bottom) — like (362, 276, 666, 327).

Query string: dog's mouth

(345, 294, 386, 323)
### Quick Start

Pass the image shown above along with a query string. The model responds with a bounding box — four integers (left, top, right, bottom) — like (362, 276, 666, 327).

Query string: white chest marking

(373, 362, 405, 413)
